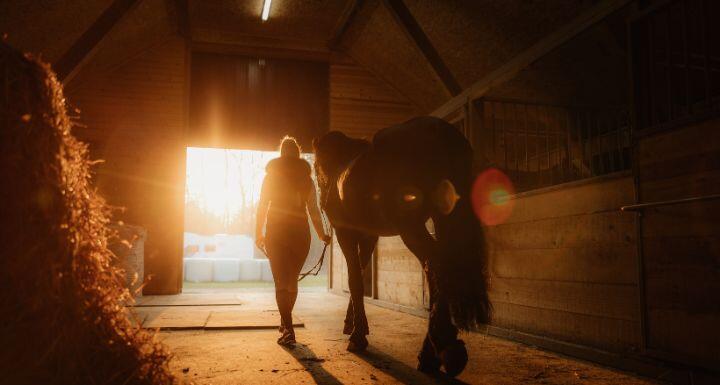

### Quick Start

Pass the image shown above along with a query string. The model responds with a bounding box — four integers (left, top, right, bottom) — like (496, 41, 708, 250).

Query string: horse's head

(313, 131, 368, 187)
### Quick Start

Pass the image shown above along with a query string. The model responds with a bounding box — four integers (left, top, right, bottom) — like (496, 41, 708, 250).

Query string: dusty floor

(158, 290, 661, 385)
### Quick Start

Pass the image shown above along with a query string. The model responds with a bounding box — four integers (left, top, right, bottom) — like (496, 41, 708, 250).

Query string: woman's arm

(307, 189, 331, 243)
(255, 180, 270, 250)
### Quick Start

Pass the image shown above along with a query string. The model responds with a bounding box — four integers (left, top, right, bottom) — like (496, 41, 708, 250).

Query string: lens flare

(471, 168, 515, 226)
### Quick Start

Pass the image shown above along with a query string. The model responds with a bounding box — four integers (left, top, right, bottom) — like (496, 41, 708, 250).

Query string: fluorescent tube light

(261, 0, 272, 21)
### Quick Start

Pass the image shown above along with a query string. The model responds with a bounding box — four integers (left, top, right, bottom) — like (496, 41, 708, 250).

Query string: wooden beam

(383, 0, 461, 96)
(174, 0, 191, 40)
(431, 0, 632, 118)
(191, 41, 331, 63)
(54, 0, 141, 84)
(328, 0, 362, 49)
(192, 28, 331, 53)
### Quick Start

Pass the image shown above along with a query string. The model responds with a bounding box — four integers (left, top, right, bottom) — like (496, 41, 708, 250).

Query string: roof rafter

(382, 0, 461, 96)
(431, 0, 632, 118)
(54, 0, 141, 84)
(328, 0, 362, 49)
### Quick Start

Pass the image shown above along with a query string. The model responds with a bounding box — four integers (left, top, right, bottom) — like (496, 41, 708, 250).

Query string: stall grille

(476, 99, 631, 193)
(631, 0, 720, 133)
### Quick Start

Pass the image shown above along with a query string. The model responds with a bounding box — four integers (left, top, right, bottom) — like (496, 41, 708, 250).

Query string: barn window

(631, 0, 720, 133)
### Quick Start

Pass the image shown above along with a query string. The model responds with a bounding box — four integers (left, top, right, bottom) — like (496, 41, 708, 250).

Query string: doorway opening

(183, 146, 327, 292)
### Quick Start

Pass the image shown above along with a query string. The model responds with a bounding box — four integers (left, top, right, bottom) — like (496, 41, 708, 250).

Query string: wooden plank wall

(486, 175, 641, 353)
(636, 118, 720, 369)
(376, 236, 425, 308)
(65, 37, 188, 295)
(331, 237, 350, 293)
(330, 59, 419, 138)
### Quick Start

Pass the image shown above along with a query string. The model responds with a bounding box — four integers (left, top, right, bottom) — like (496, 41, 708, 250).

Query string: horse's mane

(312, 131, 370, 207)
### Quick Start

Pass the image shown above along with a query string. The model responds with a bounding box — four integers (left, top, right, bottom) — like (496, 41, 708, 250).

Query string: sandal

(277, 327, 296, 346)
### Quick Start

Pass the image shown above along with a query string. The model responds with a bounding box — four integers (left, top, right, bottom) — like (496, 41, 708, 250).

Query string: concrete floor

(159, 290, 661, 385)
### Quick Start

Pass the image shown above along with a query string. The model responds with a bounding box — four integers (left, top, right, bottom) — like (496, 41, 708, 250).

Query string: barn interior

(1, 0, 719, 384)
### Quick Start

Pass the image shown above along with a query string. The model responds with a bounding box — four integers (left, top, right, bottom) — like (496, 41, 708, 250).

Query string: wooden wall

(188, 53, 329, 151)
(636, 118, 720, 370)
(66, 37, 188, 295)
(375, 236, 425, 308)
(330, 59, 419, 138)
(486, 175, 640, 352)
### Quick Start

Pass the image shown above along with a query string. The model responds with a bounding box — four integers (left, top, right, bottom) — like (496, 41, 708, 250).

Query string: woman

(255, 136, 331, 345)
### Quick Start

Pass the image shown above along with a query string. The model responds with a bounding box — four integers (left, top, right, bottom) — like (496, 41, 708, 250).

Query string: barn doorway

(182, 146, 327, 291)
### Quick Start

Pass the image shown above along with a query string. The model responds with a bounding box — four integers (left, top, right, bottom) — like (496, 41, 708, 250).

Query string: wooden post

(328, 0, 362, 48)
(54, 0, 141, 84)
(382, 0, 461, 96)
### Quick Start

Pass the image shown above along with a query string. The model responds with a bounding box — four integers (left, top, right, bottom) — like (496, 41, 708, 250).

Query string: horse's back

(372, 116, 471, 160)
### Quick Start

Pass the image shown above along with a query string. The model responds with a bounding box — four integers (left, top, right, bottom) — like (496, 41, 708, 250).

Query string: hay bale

(108, 224, 147, 297)
(0, 41, 176, 384)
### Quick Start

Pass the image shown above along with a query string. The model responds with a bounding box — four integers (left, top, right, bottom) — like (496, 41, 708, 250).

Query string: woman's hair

(279, 136, 301, 158)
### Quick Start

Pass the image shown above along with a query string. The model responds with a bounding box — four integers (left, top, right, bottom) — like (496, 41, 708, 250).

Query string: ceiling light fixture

(261, 0, 272, 21)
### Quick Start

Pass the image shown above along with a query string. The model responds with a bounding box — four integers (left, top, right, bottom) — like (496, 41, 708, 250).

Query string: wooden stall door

(636, 120, 720, 370)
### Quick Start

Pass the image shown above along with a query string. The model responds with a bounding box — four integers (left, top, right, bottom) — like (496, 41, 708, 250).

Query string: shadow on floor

(351, 346, 469, 385)
(283, 343, 343, 385)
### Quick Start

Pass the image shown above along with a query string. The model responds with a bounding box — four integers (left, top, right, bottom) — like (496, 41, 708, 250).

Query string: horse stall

(1, 0, 719, 384)
(326, 0, 720, 382)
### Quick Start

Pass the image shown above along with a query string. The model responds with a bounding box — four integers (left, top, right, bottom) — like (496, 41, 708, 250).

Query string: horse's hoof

(343, 322, 353, 335)
(416, 350, 441, 373)
(439, 340, 468, 377)
(346, 335, 369, 352)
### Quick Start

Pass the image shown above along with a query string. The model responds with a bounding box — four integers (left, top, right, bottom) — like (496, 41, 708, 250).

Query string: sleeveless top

(261, 157, 313, 232)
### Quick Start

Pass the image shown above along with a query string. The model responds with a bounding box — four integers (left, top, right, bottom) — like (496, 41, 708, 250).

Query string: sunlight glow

(185, 147, 278, 228)
(185, 147, 316, 231)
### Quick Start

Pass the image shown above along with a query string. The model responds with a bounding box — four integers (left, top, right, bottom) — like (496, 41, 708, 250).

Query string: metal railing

(620, 193, 720, 211)
(631, 0, 720, 133)
(475, 99, 632, 192)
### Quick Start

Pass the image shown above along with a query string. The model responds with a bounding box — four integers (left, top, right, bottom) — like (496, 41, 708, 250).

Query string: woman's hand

(255, 235, 265, 250)
(321, 234, 332, 244)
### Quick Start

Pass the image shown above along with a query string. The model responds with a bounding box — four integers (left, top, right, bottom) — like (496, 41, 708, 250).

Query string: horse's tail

(432, 143, 491, 331)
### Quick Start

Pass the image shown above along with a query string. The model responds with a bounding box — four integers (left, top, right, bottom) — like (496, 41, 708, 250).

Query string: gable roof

(0, 0, 613, 113)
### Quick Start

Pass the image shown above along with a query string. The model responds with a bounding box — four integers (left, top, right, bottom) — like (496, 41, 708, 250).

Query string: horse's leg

(430, 289, 467, 377)
(336, 228, 369, 351)
(342, 234, 376, 335)
(355, 234, 377, 334)
(399, 227, 442, 372)
(343, 298, 354, 335)
(417, 270, 442, 373)
(400, 224, 467, 377)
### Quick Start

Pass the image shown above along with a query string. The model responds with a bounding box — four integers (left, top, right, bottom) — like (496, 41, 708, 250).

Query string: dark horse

(313, 116, 491, 377)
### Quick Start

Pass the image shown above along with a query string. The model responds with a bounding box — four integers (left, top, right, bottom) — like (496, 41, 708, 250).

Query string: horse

(312, 116, 491, 377)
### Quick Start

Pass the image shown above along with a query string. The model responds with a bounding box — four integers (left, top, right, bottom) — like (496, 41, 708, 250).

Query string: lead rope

(298, 181, 332, 282)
